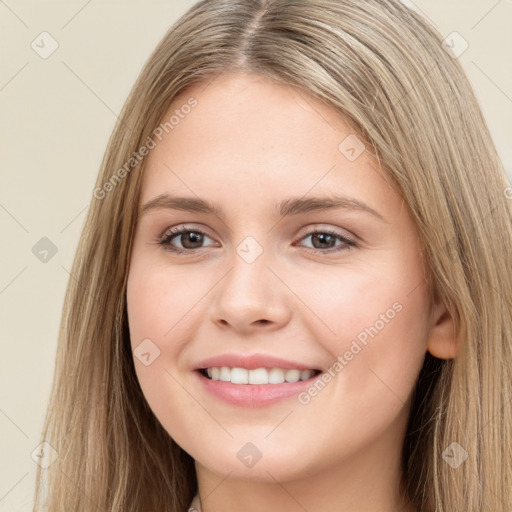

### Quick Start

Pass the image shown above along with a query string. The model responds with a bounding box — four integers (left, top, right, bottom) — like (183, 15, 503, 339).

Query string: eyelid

(158, 223, 359, 255)
(294, 223, 357, 242)
(292, 227, 357, 252)
(159, 224, 218, 250)
(159, 223, 213, 240)
(159, 223, 356, 240)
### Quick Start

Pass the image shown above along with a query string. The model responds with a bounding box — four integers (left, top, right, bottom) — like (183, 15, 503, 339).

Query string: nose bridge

(209, 234, 291, 330)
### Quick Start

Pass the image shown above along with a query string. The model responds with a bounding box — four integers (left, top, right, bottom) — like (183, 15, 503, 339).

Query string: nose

(208, 247, 292, 334)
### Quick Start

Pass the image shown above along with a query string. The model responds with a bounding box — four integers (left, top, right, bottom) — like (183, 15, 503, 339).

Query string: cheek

(281, 263, 429, 468)
(123, 243, 431, 479)
(297, 252, 428, 349)
(298, 251, 429, 403)
(126, 257, 207, 351)
(125, 255, 210, 421)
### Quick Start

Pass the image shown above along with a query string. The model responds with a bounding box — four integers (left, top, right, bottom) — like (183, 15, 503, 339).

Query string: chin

(192, 438, 315, 483)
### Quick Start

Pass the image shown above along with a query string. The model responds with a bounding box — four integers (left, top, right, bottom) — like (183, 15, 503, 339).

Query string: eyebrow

(140, 193, 388, 223)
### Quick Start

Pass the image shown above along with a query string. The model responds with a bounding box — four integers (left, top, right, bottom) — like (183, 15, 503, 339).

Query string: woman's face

(126, 71, 448, 484)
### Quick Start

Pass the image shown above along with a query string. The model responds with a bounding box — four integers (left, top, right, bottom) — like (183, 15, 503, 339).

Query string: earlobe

(426, 302, 460, 359)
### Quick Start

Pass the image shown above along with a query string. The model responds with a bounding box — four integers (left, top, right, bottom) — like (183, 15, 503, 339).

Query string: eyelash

(157, 226, 357, 255)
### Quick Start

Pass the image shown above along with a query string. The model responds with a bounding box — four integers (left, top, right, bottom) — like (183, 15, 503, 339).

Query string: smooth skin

(126, 71, 457, 512)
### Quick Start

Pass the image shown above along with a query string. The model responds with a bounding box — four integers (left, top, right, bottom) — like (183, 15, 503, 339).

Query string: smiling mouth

(198, 367, 322, 385)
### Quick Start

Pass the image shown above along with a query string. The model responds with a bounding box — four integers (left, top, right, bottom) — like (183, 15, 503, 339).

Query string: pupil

(313, 233, 334, 249)
(182, 232, 203, 249)
(178, 232, 336, 250)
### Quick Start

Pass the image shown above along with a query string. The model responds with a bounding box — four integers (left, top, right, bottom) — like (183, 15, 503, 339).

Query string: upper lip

(194, 353, 320, 371)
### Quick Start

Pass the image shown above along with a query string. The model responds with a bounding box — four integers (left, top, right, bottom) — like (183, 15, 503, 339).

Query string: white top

(188, 493, 201, 511)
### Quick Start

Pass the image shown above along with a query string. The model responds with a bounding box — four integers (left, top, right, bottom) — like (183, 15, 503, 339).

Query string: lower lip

(194, 370, 318, 407)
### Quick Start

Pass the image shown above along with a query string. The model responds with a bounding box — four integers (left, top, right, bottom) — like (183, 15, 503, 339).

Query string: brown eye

(310, 232, 337, 249)
(296, 229, 356, 253)
(175, 231, 204, 249)
(160, 227, 216, 253)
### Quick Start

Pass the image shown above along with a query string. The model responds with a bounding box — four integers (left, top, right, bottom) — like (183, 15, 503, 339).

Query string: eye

(158, 226, 218, 254)
(157, 226, 357, 255)
(294, 228, 356, 253)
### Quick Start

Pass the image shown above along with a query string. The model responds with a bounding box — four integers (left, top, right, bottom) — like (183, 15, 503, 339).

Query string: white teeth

(284, 369, 301, 382)
(230, 367, 249, 384)
(268, 368, 285, 384)
(249, 368, 268, 384)
(219, 366, 231, 382)
(301, 369, 313, 380)
(204, 367, 316, 384)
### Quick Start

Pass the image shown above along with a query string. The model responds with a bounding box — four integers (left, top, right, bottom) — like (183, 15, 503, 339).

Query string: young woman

(33, 1, 512, 511)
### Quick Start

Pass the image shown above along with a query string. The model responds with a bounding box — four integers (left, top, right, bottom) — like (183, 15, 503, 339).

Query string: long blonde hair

(33, 1, 512, 510)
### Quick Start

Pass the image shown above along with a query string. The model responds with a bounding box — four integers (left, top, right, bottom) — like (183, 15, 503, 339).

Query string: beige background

(0, 1, 511, 509)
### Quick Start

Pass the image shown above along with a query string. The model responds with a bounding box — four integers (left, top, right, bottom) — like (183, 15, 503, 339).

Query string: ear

(426, 298, 460, 359)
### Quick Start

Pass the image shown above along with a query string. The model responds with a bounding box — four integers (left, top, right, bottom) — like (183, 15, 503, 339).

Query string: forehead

(140, 71, 399, 216)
